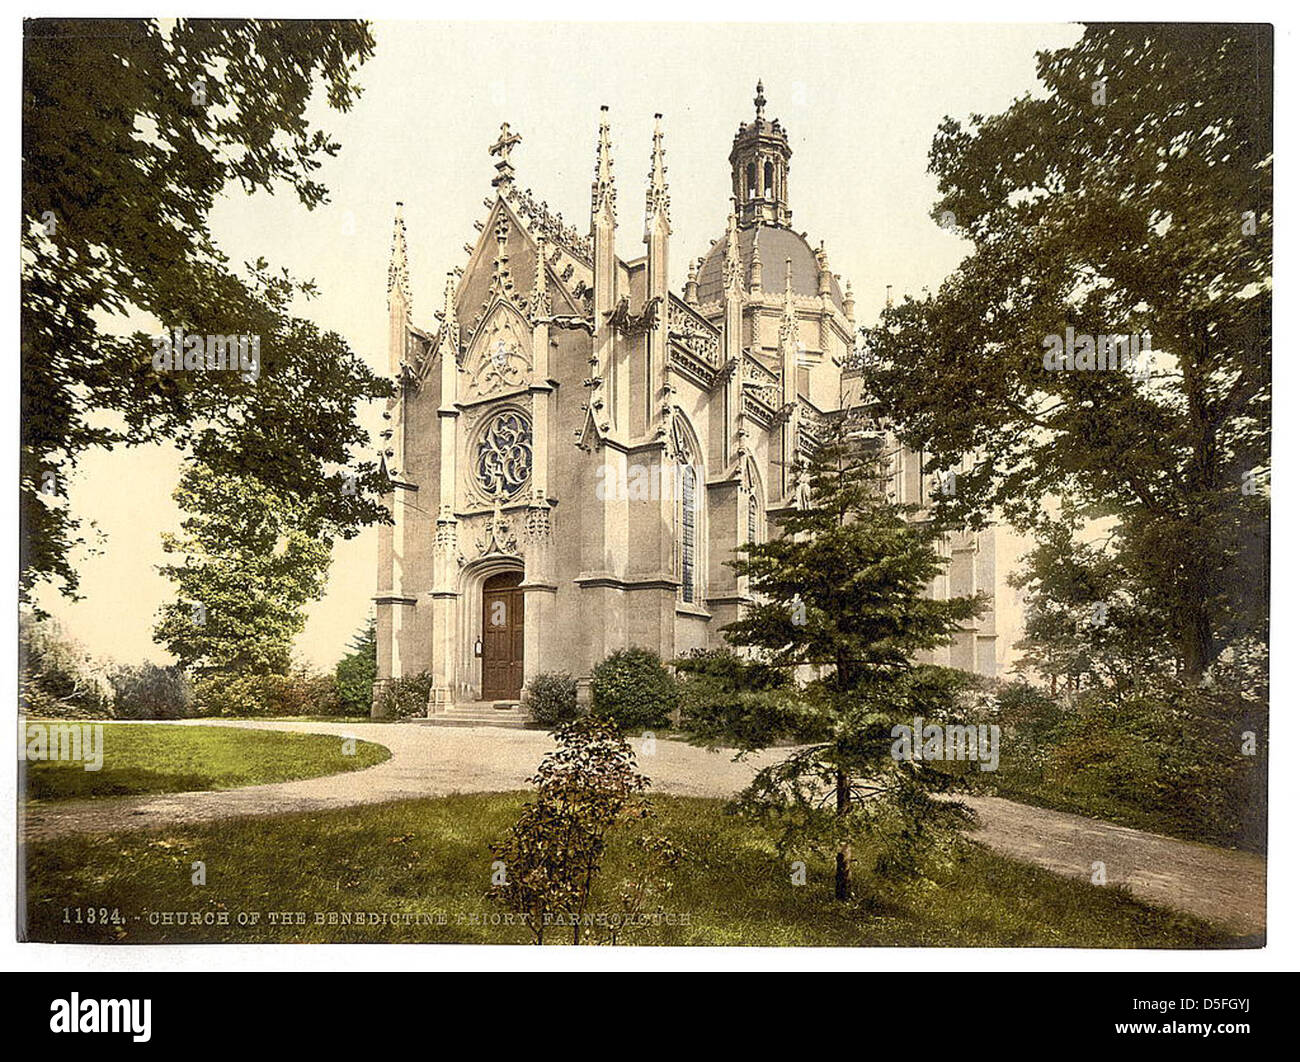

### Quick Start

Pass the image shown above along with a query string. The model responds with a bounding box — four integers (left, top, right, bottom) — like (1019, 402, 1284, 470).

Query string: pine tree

(685, 411, 984, 901)
(335, 618, 377, 716)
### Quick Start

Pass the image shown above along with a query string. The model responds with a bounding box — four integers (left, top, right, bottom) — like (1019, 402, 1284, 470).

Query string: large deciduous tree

(154, 461, 332, 676)
(22, 18, 390, 604)
(859, 24, 1271, 676)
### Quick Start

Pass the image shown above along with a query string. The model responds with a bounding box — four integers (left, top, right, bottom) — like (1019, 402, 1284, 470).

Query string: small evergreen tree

(685, 411, 984, 901)
(334, 618, 377, 715)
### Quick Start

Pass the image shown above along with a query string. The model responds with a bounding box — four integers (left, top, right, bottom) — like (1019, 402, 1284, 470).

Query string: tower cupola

(729, 80, 792, 229)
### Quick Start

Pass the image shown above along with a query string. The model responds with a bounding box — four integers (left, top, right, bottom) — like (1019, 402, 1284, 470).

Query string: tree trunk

(834, 768, 852, 902)
(1178, 600, 1214, 679)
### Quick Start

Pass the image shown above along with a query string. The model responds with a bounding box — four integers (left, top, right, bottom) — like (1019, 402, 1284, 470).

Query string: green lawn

(24, 792, 1240, 947)
(22, 722, 390, 803)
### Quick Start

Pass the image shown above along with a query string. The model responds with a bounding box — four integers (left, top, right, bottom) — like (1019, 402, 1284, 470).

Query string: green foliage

(676, 648, 797, 747)
(1009, 507, 1176, 691)
(19, 611, 113, 718)
(374, 673, 432, 720)
(947, 671, 1266, 852)
(591, 647, 678, 731)
(194, 670, 342, 718)
(334, 620, 377, 716)
(154, 461, 333, 675)
(522, 671, 580, 727)
(858, 24, 1271, 675)
(696, 413, 985, 898)
(109, 663, 195, 720)
(489, 716, 670, 944)
(21, 18, 389, 603)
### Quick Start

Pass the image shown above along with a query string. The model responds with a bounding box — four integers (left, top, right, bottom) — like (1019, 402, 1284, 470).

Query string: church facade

(373, 84, 1013, 721)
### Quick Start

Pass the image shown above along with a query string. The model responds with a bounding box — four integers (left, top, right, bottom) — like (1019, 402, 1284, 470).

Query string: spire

(489, 122, 522, 190)
(684, 257, 701, 306)
(387, 202, 411, 309)
(843, 278, 856, 322)
(723, 201, 744, 298)
(592, 106, 617, 225)
(780, 256, 798, 348)
(749, 229, 764, 293)
(527, 236, 552, 320)
(437, 272, 459, 359)
(645, 113, 671, 234)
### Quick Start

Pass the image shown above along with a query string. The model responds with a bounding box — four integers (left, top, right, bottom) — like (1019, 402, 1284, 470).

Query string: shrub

(522, 671, 580, 727)
(489, 715, 654, 944)
(591, 647, 678, 731)
(19, 612, 113, 718)
(194, 670, 342, 718)
(374, 672, 432, 719)
(110, 663, 194, 719)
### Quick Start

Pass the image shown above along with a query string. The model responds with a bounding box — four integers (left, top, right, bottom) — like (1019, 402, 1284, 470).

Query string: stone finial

(749, 229, 764, 293)
(723, 200, 744, 298)
(528, 236, 552, 320)
(645, 113, 671, 231)
(684, 256, 701, 306)
(754, 79, 766, 119)
(437, 272, 459, 359)
(592, 106, 617, 223)
(387, 202, 411, 308)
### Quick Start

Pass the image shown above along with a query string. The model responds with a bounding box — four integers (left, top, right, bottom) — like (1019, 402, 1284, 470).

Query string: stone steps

(423, 701, 531, 729)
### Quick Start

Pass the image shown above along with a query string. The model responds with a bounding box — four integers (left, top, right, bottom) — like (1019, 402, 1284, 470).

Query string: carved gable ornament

(466, 303, 531, 398)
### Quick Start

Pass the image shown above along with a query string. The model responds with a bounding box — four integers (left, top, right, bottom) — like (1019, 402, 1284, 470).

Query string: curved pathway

(20, 718, 1266, 935)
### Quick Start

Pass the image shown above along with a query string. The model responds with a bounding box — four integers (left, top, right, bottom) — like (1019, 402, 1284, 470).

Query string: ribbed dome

(695, 225, 845, 311)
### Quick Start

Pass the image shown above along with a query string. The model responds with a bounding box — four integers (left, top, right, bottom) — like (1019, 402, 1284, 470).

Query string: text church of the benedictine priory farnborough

(372, 82, 1020, 724)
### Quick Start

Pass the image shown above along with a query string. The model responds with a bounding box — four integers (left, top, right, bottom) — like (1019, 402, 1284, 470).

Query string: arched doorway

(481, 570, 525, 700)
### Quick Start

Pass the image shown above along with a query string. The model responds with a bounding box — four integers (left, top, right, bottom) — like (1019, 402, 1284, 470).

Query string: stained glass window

(475, 411, 532, 498)
(681, 464, 697, 603)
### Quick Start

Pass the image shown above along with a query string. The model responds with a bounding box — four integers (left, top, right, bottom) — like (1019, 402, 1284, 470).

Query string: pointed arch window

(746, 162, 757, 200)
(763, 161, 774, 198)
(680, 464, 698, 604)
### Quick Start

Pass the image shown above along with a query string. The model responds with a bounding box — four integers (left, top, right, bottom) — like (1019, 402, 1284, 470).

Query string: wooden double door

(481, 571, 525, 701)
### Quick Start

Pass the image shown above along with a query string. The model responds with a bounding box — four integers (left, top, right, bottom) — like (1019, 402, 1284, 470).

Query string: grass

(22, 722, 390, 803)
(23, 792, 1241, 947)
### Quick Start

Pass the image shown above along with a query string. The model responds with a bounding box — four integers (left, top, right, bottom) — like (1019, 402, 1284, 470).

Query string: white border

(4, 1, 1294, 974)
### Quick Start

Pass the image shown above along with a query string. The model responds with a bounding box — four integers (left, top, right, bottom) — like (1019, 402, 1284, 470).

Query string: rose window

(475, 411, 532, 498)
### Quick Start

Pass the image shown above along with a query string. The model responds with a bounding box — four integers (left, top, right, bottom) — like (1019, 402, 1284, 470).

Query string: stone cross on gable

(490, 122, 522, 187)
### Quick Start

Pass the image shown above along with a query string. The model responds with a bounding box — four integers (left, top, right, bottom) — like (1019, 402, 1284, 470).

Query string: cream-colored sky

(35, 20, 1082, 671)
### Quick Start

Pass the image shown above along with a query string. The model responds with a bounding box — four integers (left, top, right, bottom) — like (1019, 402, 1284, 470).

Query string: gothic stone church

(373, 84, 1010, 722)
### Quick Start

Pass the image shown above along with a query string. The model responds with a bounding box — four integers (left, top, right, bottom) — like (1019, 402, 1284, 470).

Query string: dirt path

(20, 718, 1265, 935)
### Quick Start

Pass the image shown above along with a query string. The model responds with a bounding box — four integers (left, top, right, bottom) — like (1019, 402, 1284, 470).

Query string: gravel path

(20, 718, 1266, 935)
